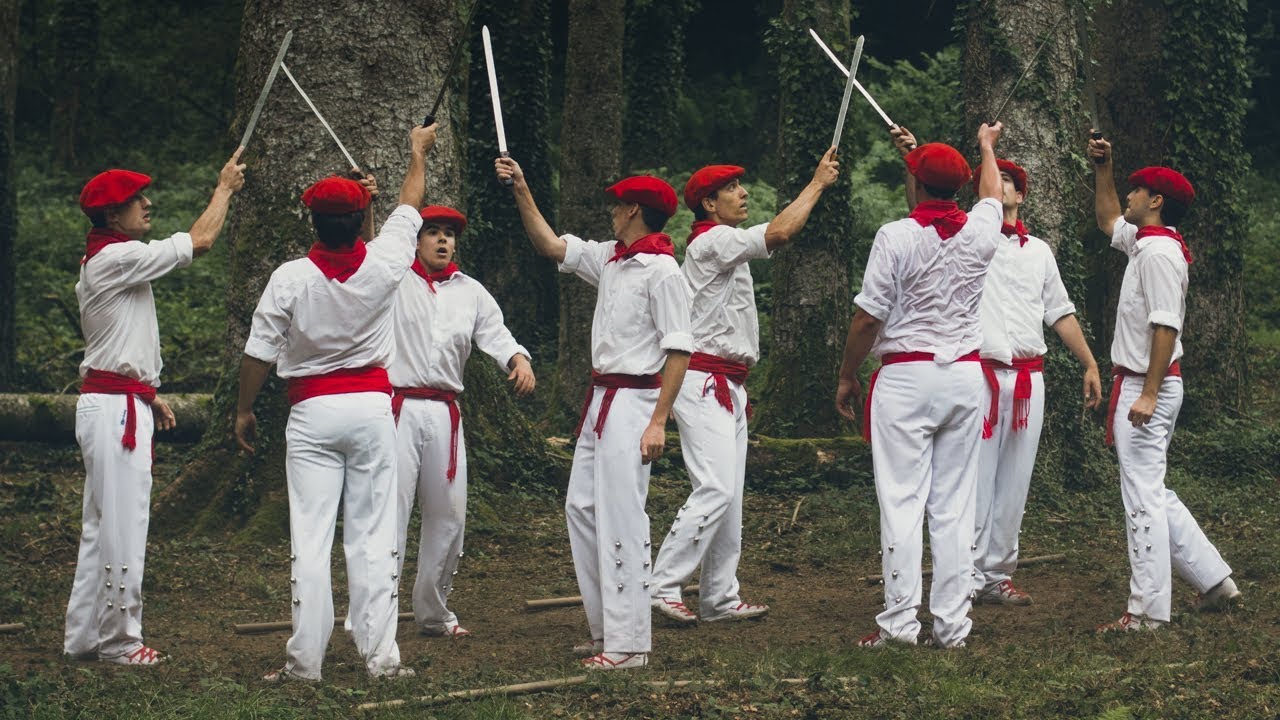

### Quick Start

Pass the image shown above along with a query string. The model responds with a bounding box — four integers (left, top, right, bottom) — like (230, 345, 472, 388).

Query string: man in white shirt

(648, 150, 838, 625)
(496, 156, 692, 670)
(1087, 134, 1239, 632)
(65, 152, 245, 666)
(234, 124, 437, 681)
(389, 204, 535, 639)
(835, 123, 1004, 649)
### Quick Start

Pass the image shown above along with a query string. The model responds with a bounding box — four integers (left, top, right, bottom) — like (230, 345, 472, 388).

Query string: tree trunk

(755, 0, 857, 437)
(622, 0, 694, 171)
(962, 0, 1105, 485)
(0, 393, 210, 443)
(0, 0, 17, 389)
(155, 0, 558, 539)
(1093, 0, 1249, 422)
(48, 0, 99, 169)
(464, 0, 560, 359)
(552, 0, 626, 428)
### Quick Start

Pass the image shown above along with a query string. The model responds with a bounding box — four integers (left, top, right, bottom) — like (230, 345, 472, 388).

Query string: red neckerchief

(686, 220, 719, 245)
(307, 239, 367, 282)
(606, 232, 676, 263)
(410, 259, 460, 294)
(1136, 226, 1193, 264)
(908, 200, 968, 240)
(1002, 219, 1029, 247)
(82, 228, 133, 264)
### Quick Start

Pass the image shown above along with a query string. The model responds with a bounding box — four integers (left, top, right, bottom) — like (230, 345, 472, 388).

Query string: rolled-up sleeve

(558, 234, 610, 288)
(1139, 253, 1185, 331)
(650, 270, 694, 354)
(1041, 251, 1077, 326)
(854, 232, 896, 321)
(694, 223, 770, 272)
(244, 270, 293, 363)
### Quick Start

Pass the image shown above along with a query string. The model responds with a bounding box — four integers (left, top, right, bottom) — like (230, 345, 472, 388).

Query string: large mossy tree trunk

(48, 0, 99, 169)
(155, 0, 558, 540)
(962, 0, 1106, 486)
(464, 0, 559, 357)
(755, 0, 857, 437)
(1093, 0, 1249, 423)
(551, 0, 626, 429)
(621, 0, 694, 172)
(0, 0, 17, 389)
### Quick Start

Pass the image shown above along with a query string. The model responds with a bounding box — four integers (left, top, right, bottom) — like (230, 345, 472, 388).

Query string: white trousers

(64, 393, 154, 659)
(653, 370, 748, 616)
(1113, 376, 1231, 622)
(973, 369, 1045, 592)
(869, 361, 984, 647)
(566, 386, 658, 654)
(394, 397, 467, 631)
(283, 392, 402, 680)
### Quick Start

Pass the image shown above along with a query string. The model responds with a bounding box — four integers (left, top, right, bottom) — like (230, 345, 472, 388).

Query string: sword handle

(1090, 131, 1106, 164)
(498, 150, 513, 187)
(422, 114, 436, 127)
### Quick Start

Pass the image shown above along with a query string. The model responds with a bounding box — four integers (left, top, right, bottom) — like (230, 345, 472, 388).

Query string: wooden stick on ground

(233, 611, 414, 635)
(525, 584, 700, 611)
(857, 553, 1067, 586)
(355, 674, 859, 712)
(0, 623, 26, 635)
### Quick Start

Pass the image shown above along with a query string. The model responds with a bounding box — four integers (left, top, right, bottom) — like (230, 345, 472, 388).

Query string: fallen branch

(525, 584, 700, 611)
(355, 674, 859, 712)
(233, 611, 414, 635)
(0, 393, 211, 443)
(0, 623, 26, 634)
(858, 553, 1067, 586)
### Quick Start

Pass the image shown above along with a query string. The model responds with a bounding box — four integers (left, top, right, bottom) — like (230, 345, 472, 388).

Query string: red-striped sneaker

(420, 621, 472, 638)
(572, 638, 603, 657)
(976, 579, 1033, 606)
(857, 629, 888, 648)
(103, 646, 167, 666)
(702, 602, 770, 622)
(651, 597, 697, 623)
(581, 652, 648, 670)
(1096, 612, 1164, 633)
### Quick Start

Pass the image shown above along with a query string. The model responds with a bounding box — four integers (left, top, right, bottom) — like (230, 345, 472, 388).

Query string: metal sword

(831, 35, 865, 152)
(482, 25, 513, 186)
(238, 30, 294, 151)
(423, 0, 480, 127)
(1074, 7, 1106, 163)
(990, 18, 1066, 124)
(279, 62, 362, 172)
(809, 29, 896, 129)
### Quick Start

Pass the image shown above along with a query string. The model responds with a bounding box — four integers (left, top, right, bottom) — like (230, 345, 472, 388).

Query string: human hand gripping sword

(422, 0, 479, 126)
(482, 25, 513, 187)
(239, 30, 294, 152)
(830, 35, 864, 154)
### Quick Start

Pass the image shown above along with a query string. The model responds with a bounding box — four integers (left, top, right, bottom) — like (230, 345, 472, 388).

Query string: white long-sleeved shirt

(77, 232, 194, 386)
(388, 270, 529, 393)
(244, 204, 422, 377)
(978, 230, 1077, 362)
(682, 223, 771, 366)
(558, 234, 694, 375)
(1109, 218, 1187, 373)
(855, 198, 1002, 362)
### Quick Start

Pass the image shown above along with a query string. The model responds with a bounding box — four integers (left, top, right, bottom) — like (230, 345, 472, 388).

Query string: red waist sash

(393, 387, 462, 481)
(80, 369, 158, 451)
(1106, 361, 1181, 446)
(980, 356, 1044, 436)
(863, 351, 982, 443)
(689, 352, 750, 416)
(286, 367, 392, 406)
(576, 371, 664, 438)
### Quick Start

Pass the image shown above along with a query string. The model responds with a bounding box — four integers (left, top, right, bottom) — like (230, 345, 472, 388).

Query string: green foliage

(622, 0, 696, 171)
(1243, 173, 1280, 330)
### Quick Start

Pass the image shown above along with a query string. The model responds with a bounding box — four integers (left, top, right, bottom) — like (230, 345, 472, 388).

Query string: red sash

(689, 352, 749, 416)
(409, 259, 460, 294)
(80, 369, 157, 451)
(686, 220, 718, 245)
(82, 229, 132, 264)
(393, 387, 462, 481)
(863, 351, 981, 443)
(1105, 361, 1181, 446)
(576, 371, 664, 438)
(908, 200, 968, 240)
(1135, 226, 1193, 264)
(286, 366, 392, 406)
(606, 233, 675, 263)
(980, 356, 1044, 437)
(307, 239, 367, 282)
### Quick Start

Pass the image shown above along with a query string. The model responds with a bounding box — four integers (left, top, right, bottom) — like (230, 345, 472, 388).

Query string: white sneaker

(420, 621, 472, 638)
(262, 666, 318, 683)
(374, 666, 416, 679)
(975, 579, 1032, 606)
(572, 638, 603, 657)
(102, 646, 167, 666)
(651, 597, 697, 623)
(1096, 612, 1164, 633)
(1197, 577, 1241, 611)
(581, 652, 648, 670)
(702, 602, 770, 622)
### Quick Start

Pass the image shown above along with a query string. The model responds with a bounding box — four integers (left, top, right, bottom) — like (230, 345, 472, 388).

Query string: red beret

(605, 176, 678, 218)
(302, 176, 371, 214)
(1128, 167, 1194, 206)
(684, 165, 746, 210)
(79, 169, 151, 216)
(420, 205, 468, 235)
(905, 143, 972, 191)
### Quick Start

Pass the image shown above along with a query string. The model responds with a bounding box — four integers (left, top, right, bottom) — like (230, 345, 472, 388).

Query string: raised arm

(496, 155, 567, 263)
(891, 126, 920, 210)
(763, 147, 839, 249)
(398, 123, 438, 209)
(975, 122, 1003, 201)
(1087, 132, 1122, 234)
(188, 148, 246, 257)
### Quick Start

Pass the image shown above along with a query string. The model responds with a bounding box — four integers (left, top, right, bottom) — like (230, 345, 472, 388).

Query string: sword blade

(990, 18, 1064, 124)
(424, 0, 480, 125)
(809, 28, 895, 128)
(279, 62, 361, 171)
(482, 25, 508, 154)
(238, 30, 294, 150)
(831, 35, 864, 150)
